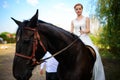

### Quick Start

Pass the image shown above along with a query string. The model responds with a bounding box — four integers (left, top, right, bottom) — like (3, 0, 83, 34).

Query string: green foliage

(89, 34, 100, 46)
(0, 32, 16, 43)
(0, 32, 9, 42)
(96, 0, 120, 56)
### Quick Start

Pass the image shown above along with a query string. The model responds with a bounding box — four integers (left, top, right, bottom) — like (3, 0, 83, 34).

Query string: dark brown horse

(12, 10, 96, 80)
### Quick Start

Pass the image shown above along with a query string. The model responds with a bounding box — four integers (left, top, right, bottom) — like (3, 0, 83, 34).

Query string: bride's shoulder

(84, 16, 90, 22)
(83, 16, 89, 20)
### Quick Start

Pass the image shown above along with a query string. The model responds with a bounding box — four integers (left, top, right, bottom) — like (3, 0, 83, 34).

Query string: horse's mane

(37, 20, 78, 41)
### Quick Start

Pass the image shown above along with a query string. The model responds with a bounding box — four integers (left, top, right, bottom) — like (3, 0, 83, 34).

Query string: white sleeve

(40, 62, 46, 70)
(40, 52, 52, 70)
(39, 52, 49, 69)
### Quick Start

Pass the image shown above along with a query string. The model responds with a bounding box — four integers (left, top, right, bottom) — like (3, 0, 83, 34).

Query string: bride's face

(74, 5, 83, 16)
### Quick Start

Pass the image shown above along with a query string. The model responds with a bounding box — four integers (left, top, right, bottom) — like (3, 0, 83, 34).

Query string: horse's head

(12, 10, 46, 80)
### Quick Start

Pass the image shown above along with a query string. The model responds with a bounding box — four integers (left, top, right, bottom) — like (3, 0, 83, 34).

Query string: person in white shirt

(40, 51, 59, 80)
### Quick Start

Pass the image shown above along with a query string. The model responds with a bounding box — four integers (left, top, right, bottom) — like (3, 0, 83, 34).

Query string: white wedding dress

(72, 17, 105, 80)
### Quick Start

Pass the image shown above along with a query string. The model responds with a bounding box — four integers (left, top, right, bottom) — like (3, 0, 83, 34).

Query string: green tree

(0, 32, 9, 42)
(0, 32, 16, 43)
(96, 0, 120, 56)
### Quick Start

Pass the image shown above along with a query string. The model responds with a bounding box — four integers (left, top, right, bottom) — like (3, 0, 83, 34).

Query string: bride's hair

(74, 3, 83, 9)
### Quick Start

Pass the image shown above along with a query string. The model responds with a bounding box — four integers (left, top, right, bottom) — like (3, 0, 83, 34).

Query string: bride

(71, 3, 105, 80)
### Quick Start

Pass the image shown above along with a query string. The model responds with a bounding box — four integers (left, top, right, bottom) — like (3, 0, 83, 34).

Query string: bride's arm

(85, 17, 90, 34)
(71, 21, 74, 33)
(80, 17, 90, 34)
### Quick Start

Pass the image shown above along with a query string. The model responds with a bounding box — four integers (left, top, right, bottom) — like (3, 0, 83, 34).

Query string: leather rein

(15, 27, 79, 65)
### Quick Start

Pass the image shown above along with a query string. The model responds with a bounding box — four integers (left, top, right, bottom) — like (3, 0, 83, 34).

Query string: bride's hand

(79, 30, 84, 34)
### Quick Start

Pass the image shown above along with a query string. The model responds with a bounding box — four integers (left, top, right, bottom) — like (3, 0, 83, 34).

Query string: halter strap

(15, 27, 46, 65)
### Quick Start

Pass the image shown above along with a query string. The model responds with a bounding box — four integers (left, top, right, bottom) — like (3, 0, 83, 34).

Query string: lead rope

(39, 35, 81, 63)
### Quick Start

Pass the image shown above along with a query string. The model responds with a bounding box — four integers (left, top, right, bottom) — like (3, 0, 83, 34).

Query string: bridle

(15, 27, 79, 65)
(15, 27, 46, 65)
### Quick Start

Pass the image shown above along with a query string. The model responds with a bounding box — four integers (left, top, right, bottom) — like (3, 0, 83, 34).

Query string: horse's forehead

(23, 20, 29, 25)
(16, 28, 33, 39)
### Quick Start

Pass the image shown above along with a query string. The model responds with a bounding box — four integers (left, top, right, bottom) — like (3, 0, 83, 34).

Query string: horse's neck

(47, 38, 67, 53)
(47, 38, 81, 64)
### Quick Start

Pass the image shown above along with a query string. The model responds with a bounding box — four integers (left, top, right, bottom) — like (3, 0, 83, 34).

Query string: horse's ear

(29, 9, 38, 28)
(11, 17, 22, 26)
